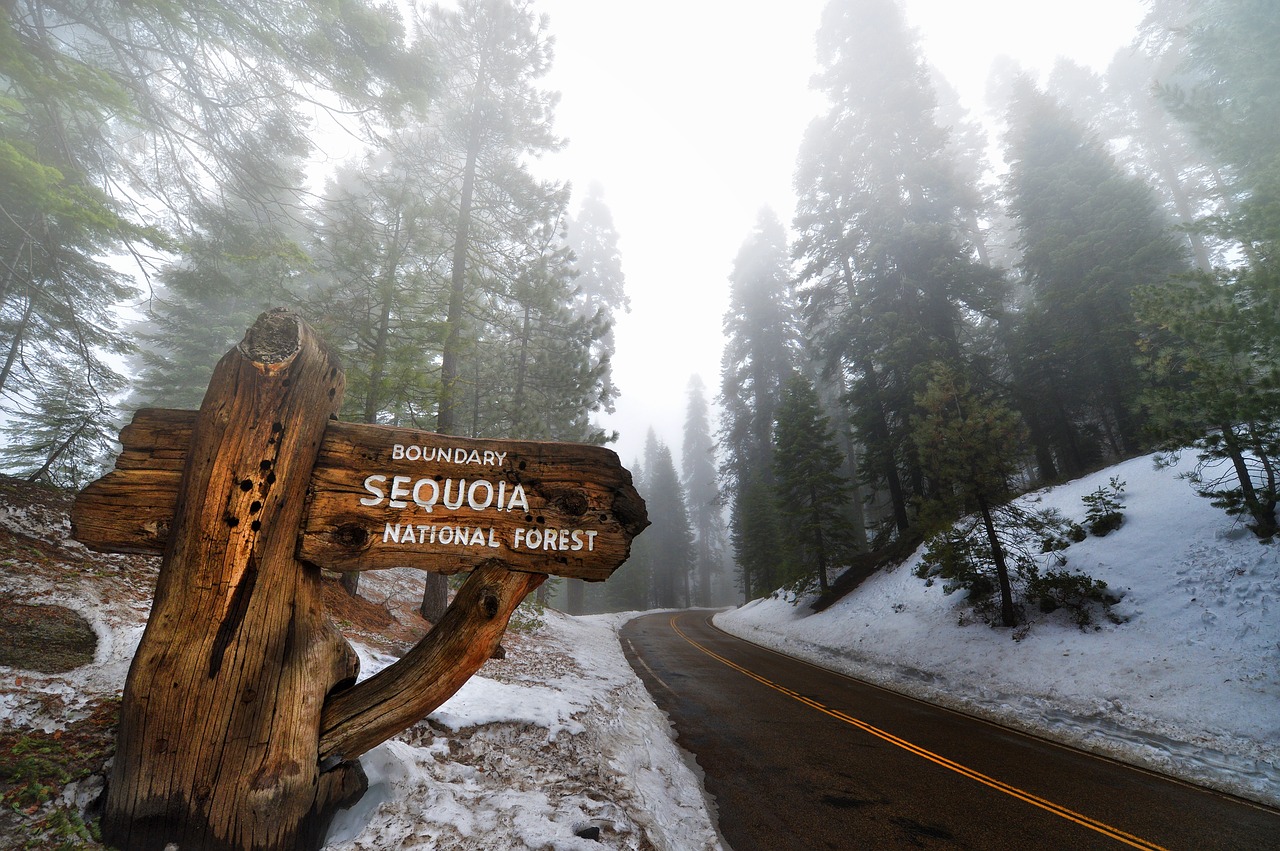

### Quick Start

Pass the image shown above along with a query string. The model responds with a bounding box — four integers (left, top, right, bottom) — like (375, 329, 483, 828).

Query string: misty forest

(3, 0, 1279, 629)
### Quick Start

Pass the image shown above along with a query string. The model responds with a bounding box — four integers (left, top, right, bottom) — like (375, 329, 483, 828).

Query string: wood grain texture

(318, 560, 545, 763)
(100, 311, 358, 851)
(74, 414, 649, 579)
(76, 311, 650, 850)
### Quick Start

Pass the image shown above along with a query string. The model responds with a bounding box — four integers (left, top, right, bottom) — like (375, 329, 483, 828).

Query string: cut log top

(73, 410, 648, 581)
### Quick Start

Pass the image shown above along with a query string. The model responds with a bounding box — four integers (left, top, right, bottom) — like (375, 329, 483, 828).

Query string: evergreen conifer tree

(682, 376, 728, 606)
(645, 438, 696, 609)
(772, 375, 854, 594)
(912, 363, 1028, 626)
(719, 209, 797, 600)
(1002, 77, 1189, 473)
(1134, 0, 1280, 538)
(567, 182, 630, 420)
(793, 0, 1002, 538)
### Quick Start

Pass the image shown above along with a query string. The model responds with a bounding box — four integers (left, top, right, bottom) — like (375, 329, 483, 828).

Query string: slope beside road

(621, 610, 1280, 851)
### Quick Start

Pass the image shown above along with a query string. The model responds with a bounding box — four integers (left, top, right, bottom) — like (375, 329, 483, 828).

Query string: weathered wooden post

(72, 310, 647, 850)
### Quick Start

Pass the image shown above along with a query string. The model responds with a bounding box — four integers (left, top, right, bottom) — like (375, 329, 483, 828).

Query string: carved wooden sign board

(75, 410, 647, 581)
(70, 310, 647, 851)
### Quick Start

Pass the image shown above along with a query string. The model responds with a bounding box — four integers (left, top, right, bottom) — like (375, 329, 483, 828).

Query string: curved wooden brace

(317, 560, 544, 765)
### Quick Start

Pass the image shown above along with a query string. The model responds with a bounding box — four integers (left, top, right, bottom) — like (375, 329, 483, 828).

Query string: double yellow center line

(669, 615, 1168, 851)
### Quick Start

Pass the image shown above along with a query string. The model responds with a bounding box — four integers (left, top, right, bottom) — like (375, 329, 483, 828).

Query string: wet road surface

(620, 610, 1280, 850)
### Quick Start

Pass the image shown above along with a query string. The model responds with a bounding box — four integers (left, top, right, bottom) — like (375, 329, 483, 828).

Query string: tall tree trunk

(427, 86, 485, 624)
(437, 99, 483, 438)
(697, 547, 712, 606)
(977, 493, 1016, 628)
(811, 483, 829, 594)
(345, 230, 404, 598)
(858, 351, 910, 535)
(1222, 423, 1278, 538)
(0, 292, 36, 398)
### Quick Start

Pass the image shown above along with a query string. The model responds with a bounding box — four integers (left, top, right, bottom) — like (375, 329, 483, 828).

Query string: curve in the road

(669, 615, 1163, 850)
(621, 610, 1280, 851)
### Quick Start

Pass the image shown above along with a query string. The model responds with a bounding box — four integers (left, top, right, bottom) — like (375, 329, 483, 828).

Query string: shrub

(1029, 569, 1120, 628)
(915, 505, 1071, 626)
(1082, 477, 1126, 537)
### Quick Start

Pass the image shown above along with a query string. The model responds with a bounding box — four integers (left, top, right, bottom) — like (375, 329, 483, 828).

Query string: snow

(0, 491, 722, 850)
(716, 454, 1280, 807)
(1, 453, 1277, 848)
(325, 610, 723, 850)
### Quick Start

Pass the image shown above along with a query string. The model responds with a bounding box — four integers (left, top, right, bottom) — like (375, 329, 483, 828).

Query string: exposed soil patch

(0, 696, 117, 846)
(0, 600, 97, 673)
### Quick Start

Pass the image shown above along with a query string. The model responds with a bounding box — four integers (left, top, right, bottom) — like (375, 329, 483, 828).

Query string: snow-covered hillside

(717, 454, 1280, 808)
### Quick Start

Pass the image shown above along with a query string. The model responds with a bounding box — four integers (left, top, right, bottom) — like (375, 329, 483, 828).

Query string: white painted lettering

(467, 479, 494, 511)
(442, 479, 466, 510)
(506, 483, 529, 513)
(392, 444, 405, 460)
(388, 475, 412, 508)
(361, 475, 387, 506)
(413, 478, 439, 512)
(383, 523, 401, 543)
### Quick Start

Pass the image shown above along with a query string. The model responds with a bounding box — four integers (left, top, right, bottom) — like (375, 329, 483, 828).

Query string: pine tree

(719, 209, 797, 600)
(606, 456, 653, 611)
(912, 363, 1028, 627)
(567, 182, 630, 419)
(772, 375, 854, 594)
(411, 0, 564, 618)
(133, 171, 315, 410)
(644, 437, 696, 609)
(1150, 0, 1280, 255)
(0, 11, 157, 459)
(1133, 0, 1280, 539)
(792, 0, 1002, 538)
(1048, 53, 1225, 273)
(682, 376, 727, 606)
(1001, 77, 1188, 473)
(0, 359, 126, 489)
(1136, 270, 1280, 538)
(307, 146, 451, 429)
(428, 0, 563, 437)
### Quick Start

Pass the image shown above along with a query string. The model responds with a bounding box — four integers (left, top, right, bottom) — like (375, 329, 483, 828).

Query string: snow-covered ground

(0, 482, 722, 850)
(323, 606, 722, 850)
(717, 454, 1280, 808)
(2, 453, 1277, 848)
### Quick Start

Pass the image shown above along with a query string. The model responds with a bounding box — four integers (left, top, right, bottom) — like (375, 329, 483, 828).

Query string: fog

(536, 0, 1144, 466)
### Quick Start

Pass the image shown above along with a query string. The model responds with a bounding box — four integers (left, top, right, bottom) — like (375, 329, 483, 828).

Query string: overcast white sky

(534, 0, 1146, 468)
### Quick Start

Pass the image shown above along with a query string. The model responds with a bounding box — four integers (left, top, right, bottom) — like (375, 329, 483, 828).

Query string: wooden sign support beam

(75, 310, 646, 851)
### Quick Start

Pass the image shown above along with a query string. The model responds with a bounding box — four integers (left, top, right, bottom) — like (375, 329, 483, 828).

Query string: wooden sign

(73, 413, 647, 580)
(70, 310, 647, 851)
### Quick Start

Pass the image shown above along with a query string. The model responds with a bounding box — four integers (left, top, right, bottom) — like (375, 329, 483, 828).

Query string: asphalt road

(619, 610, 1280, 851)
